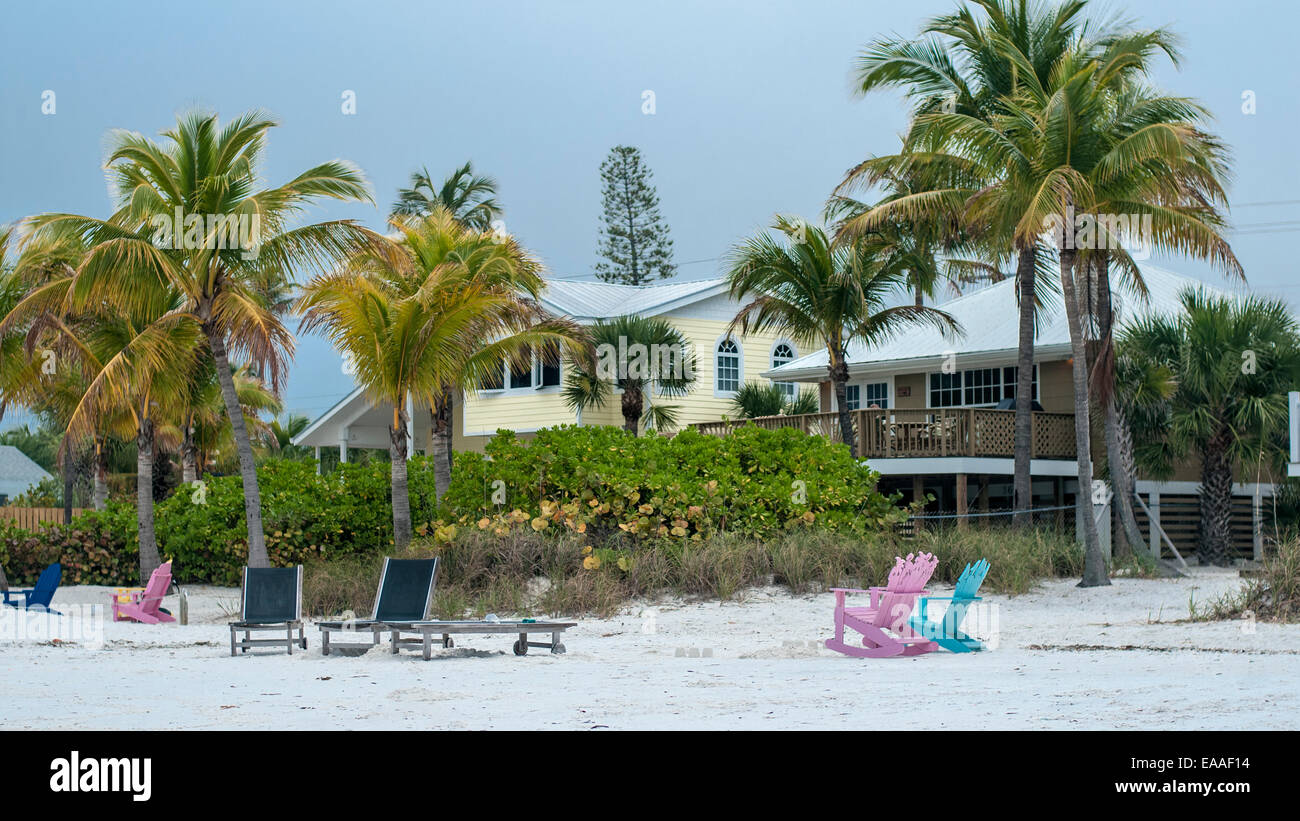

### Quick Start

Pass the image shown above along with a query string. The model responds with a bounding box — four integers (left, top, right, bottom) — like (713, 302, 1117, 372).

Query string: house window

(929, 371, 963, 408)
(716, 338, 740, 394)
(509, 347, 534, 389)
(846, 382, 889, 411)
(537, 342, 561, 389)
(929, 366, 1038, 408)
(771, 342, 797, 399)
(479, 345, 563, 393)
(479, 365, 504, 391)
(863, 382, 889, 409)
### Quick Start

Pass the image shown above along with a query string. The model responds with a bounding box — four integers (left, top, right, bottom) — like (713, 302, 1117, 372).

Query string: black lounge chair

(229, 566, 306, 656)
(318, 557, 439, 655)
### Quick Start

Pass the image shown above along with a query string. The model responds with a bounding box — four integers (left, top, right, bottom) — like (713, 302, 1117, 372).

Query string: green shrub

(0, 505, 138, 586)
(441, 424, 908, 540)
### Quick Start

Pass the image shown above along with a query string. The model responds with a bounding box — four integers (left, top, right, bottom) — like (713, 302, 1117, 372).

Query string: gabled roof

(0, 445, 53, 499)
(765, 265, 1238, 381)
(540, 277, 729, 321)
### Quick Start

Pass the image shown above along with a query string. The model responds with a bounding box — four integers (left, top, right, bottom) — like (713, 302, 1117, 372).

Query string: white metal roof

(764, 265, 1237, 381)
(539, 277, 729, 321)
(0, 445, 53, 499)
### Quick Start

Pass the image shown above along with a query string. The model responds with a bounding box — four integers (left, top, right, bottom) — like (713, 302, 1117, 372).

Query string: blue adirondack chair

(2, 563, 62, 615)
(909, 558, 989, 653)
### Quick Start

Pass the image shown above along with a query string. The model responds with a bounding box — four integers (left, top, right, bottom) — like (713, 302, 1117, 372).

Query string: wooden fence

(693, 408, 1077, 460)
(0, 506, 88, 529)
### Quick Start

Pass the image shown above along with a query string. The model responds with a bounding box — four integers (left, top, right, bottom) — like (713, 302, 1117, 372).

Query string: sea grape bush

(442, 425, 906, 542)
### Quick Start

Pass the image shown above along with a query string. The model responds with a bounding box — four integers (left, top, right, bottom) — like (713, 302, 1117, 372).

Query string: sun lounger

(318, 557, 438, 655)
(2, 563, 61, 615)
(388, 619, 579, 659)
(228, 565, 306, 655)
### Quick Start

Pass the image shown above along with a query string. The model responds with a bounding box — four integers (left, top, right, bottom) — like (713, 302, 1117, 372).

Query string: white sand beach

(2, 568, 1296, 731)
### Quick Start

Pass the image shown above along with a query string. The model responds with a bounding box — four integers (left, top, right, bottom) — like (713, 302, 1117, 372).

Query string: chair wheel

(513, 639, 527, 656)
(301, 638, 308, 650)
(444, 638, 455, 648)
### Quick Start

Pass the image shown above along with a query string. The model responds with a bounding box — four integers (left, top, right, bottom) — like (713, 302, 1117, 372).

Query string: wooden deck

(692, 408, 1076, 460)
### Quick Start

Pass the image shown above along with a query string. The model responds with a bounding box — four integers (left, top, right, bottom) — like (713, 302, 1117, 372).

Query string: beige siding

(893, 372, 927, 409)
(1036, 360, 1073, 414)
(456, 316, 818, 443)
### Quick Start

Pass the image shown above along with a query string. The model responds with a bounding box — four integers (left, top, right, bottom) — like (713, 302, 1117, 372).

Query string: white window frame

(714, 334, 743, 398)
(770, 340, 798, 400)
(925, 365, 1038, 409)
(833, 376, 893, 412)
(477, 348, 563, 397)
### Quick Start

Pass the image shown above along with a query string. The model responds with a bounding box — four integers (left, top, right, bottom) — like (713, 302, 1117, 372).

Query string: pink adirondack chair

(825, 552, 939, 658)
(112, 561, 176, 624)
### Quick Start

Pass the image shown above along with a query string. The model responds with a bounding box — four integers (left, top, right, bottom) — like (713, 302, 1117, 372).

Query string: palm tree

(4, 250, 201, 580)
(390, 162, 505, 498)
(1120, 289, 1300, 565)
(298, 207, 586, 547)
(24, 110, 377, 568)
(846, 0, 1091, 525)
(391, 161, 501, 230)
(731, 382, 788, 419)
(725, 216, 958, 451)
(165, 361, 281, 482)
(561, 314, 696, 435)
(730, 381, 819, 419)
(269, 413, 313, 460)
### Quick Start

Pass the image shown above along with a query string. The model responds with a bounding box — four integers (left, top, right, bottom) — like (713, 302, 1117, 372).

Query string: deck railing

(692, 408, 1076, 460)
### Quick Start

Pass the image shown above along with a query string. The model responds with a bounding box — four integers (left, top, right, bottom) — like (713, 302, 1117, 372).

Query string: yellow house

(293, 276, 818, 456)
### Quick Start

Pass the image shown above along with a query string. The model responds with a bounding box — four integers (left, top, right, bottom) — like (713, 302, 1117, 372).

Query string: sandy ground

(1, 567, 1296, 730)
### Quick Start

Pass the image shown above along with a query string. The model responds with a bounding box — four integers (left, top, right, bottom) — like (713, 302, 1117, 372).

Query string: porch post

(339, 429, 349, 465)
(314, 446, 321, 476)
(1149, 488, 1161, 558)
(955, 473, 968, 530)
(912, 475, 925, 533)
(1252, 490, 1263, 561)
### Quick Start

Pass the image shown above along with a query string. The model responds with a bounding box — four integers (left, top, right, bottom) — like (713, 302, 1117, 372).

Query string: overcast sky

(2, 0, 1296, 427)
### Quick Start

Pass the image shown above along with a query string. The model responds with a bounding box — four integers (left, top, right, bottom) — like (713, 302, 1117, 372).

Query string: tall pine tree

(594, 146, 675, 284)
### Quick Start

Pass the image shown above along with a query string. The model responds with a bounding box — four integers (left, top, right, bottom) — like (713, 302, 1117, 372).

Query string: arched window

(771, 342, 797, 399)
(715, 338, 741, 394)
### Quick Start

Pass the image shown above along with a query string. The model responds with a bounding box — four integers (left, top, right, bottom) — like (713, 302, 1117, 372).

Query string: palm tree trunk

(828, 351, 855, 452)
(1013, 244, 1037, 527)
(621, 383, 643, 434)
(1106, 398, 1144, 556)
(136, 417, 161, 583)
(205, 326, 270, 568)
(1059, 248, 1107, 586)
(93, 435, 108, 511)
(389, 405, 412, 550)
(1115, 411, 1145, 548)
(62, 448, 74, 524)
(431, 388, 453, 502)
(1198, 426, 1234, 566)
(181, 421, 198, 484)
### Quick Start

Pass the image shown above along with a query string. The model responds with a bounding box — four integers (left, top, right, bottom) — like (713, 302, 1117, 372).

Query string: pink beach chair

(112, 561, 176, 624)
(825, 552, 939, 658)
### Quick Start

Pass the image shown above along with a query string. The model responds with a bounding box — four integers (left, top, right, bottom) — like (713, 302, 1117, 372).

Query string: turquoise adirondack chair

(909, 558, 989, 653)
